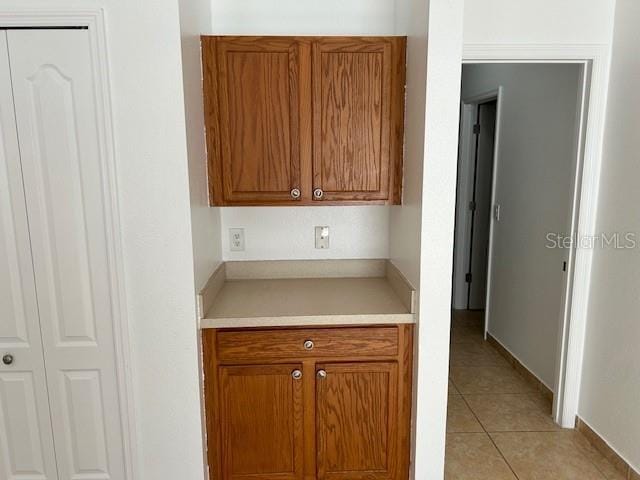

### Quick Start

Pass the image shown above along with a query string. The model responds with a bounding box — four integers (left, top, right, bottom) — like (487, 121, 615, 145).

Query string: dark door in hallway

(467, 100, 496, 309)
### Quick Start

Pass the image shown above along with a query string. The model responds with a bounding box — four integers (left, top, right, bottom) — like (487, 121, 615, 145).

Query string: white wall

(5, 1, 208, 479)
(387, 10, 425, 287)
(177, 0, 220, 477)
(463, 0, 615, 45)
(211, 0, 399, 262)
(222, 207, 389, 261)
(212, 0, 398, 35)
(578, 0, 640, 471)
(461, 64, 583, 389)
(99, 2, 207, 478)
(179, 0, 223, 289)
(392, 0, 464, 478)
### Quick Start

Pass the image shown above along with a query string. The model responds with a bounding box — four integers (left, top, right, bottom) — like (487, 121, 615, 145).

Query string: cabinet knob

(291, 369, 302, 380)
(2, 354, 14, 366)
(316, 369, 327, 379)
(313, 188, 324, 199)
(290, 188, 301, 199)
(303, 340, 314, 350)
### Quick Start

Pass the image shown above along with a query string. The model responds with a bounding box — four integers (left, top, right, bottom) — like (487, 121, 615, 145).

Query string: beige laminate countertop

(198, 260, 415, 329)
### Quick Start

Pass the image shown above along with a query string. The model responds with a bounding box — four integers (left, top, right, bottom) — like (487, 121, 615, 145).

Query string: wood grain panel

(203, 36, 309, 204)
(316, 362, 398, 480)
(202, 325, 414, 480)
(318, 51, 385, 193)
(397, 325, 413, 480)
(202, 36, 405, 206)
(203, 330, 223, 480)
(216, 327, 399, 361)
(226, 51, 292, 192)
(302, 360, 317, 480)
(219, 364, 304, 480)
(389, 38, 406, 205)
(312, 37, 404, 203)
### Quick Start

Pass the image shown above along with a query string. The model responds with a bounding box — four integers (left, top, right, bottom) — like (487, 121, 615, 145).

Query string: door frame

(462, 44, 609, 427)
(453, 88, 503, 333)
(0, 8, 138, 478)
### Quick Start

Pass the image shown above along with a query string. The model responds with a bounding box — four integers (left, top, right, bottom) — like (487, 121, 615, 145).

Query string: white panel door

(0, 32, 59, 480)
(6, 29, 126, 480)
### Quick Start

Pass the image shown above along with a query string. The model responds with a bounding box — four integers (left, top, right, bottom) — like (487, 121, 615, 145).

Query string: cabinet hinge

(473, 124, 481, 134)
(469, 201, 476, 212)
(465, 272, 472, 283)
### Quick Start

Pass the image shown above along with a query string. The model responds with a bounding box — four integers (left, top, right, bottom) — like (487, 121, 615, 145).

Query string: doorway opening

(453, 95, 497, 314)
(444, 62, 616, 477)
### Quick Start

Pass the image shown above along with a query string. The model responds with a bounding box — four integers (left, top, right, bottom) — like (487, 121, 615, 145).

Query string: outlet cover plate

(229, 228, 245, 251)
(315, 226, 330, 249)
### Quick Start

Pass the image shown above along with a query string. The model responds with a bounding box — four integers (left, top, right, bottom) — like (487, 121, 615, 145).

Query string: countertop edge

(200, 313, 416, 329)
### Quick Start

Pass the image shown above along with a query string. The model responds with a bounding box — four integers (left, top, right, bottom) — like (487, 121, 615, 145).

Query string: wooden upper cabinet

(312, 38, 405, 203)
(316, 362, 399, 480)
(219, 364, 304, 480)
(202, 37, 310, 205)
(202, 36, 406, 206)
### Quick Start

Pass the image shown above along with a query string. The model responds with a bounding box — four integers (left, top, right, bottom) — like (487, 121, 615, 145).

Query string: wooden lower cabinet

(316, 362, 398, 480)
(219, 364, 304, 480)
(203, 325, 413, 480)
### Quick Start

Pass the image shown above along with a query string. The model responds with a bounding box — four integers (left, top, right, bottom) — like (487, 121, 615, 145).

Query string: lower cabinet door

(219, 364, 304, 480)
(316, 362, 399, 480)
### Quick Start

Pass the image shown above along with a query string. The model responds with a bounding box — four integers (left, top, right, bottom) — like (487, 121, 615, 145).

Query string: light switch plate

(315, 226, 330, 249)
(494, 204, 501, 222)
(229, 228, 245, 251)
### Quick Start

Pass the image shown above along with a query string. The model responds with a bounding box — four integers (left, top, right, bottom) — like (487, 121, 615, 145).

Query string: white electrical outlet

(229, 228, 245, 251)
(315, 226, 330, 249)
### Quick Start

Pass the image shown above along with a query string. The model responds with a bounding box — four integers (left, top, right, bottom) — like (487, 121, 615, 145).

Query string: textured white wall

(393, 0, 465, 478)
(180, 0, 223, 290)
(5, 1, 208, 479)
(578, 0, 640, 471)
(178, 0, 220, 476)
(98, 1, 206, 478)
(212, 0, 400, 261)
(211, 0, 398, 35)
(221, 207, 389, 261)
(461, 64, 583, 390)
(463, 0, 615, 45)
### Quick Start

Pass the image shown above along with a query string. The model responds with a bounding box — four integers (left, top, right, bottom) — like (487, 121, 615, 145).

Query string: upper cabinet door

(316, 362, 399, 480)
(203, 37, 311, 205)
(312, 38, 405, 204)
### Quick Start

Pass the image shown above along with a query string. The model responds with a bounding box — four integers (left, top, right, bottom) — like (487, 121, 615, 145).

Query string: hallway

(445, 310, 627, 480)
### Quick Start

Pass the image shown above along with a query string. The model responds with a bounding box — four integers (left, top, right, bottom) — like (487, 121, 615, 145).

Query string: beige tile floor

(445, 310, 626, 480)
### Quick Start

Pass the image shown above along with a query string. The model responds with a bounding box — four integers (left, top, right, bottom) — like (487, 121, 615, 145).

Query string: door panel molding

(60, 370, 110, 478)
(0, 30, 58, 480)
(8, 27, 126, 480)
(0, 8, 137, 479)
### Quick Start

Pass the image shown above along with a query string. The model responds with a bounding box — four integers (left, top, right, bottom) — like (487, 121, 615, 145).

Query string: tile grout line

(478, 328, 615, 480)
(454, 322, 539, 480)
(459, 392, 522, 480)
(487, 433, 522, 480)
(451, 314, 619, 480)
